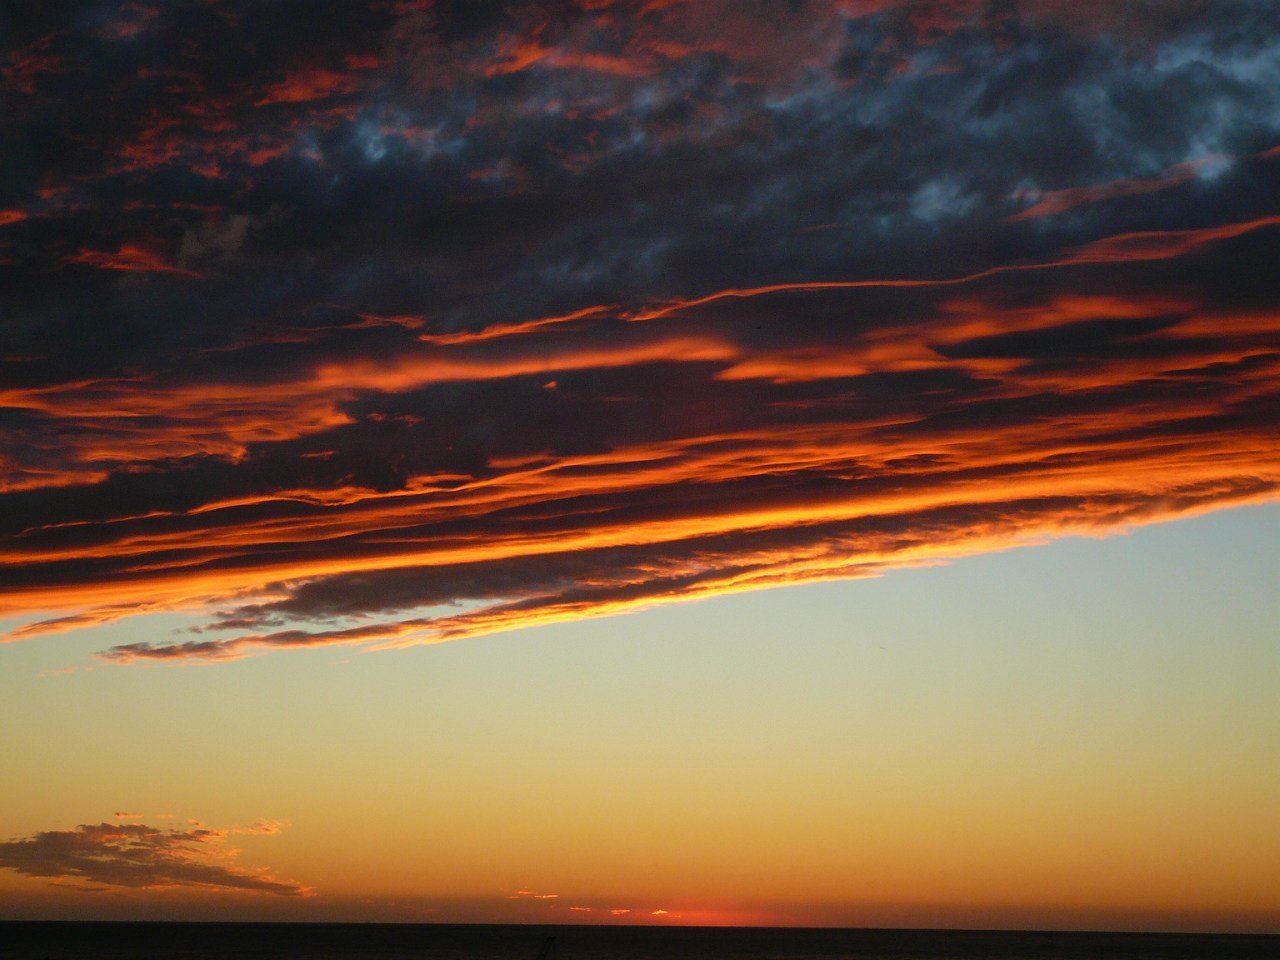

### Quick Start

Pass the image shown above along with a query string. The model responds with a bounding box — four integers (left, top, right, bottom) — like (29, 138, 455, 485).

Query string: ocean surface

(2, 924, 1277, 960)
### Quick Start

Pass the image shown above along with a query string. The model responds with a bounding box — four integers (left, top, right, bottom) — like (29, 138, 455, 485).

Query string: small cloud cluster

(507, 890, 677, 921)
(0, 821, 308, 897)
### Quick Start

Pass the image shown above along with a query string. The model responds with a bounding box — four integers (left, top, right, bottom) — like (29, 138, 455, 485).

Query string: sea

(3, 924, 1278, 960)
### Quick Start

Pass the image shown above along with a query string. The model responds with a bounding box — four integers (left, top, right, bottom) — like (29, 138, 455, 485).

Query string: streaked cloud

(65, 244, 204, 278)
(1, 1, 1277, 662)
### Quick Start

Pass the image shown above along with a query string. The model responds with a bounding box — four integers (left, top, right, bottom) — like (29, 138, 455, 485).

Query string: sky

(1, 0, 1278, 933)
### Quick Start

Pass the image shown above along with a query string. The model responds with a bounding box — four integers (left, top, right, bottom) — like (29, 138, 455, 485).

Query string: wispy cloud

(65, 244, 204, 278)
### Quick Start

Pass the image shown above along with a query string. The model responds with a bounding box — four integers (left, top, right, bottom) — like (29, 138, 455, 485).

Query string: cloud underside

(1, 1, 1278, 661)
(0, 823, 308, 896)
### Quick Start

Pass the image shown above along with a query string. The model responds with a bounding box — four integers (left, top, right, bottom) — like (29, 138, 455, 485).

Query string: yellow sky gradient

(2, 505, 1276, 931)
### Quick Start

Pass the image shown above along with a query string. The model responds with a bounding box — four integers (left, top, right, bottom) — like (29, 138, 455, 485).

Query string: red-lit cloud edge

(4, 209, 1278, 663)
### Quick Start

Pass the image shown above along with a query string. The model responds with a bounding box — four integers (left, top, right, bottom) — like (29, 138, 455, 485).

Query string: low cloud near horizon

(2, 0, 1278, 662)
(0, 821, 309, 896)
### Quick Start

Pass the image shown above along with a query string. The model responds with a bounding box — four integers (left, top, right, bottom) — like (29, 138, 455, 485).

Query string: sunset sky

(1, 0, 1278, 933)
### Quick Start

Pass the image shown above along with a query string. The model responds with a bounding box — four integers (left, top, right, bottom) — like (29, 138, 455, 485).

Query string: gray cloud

(0, 822, 309, 896)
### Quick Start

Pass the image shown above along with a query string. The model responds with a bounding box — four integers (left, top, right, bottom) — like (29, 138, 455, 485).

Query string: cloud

(65, 244, 205, 278)
(235, 819, 289, 836)
(1062, 215, 1280, 265)
(0, 822, 309, 896)
(1007, 156, 1224, 222)
(0, 1, 1278, 661)
(255, 67, 366, 106)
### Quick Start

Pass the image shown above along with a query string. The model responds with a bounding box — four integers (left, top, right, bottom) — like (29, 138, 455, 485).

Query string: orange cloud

(1063, 215, 1280, 265)
(66, 244, 204, 278)
(417, 305, 612, 345)
(486, 38, 555, 77)
(310, 334, 736, 392)
(4, 210, 1278, 664)
(1008, 157, 1224, 221)
(256, 67, 363, 106)
(629, 215, 1280, 326)
(235, 819, 289, 836)
(486, 36, 654, 78)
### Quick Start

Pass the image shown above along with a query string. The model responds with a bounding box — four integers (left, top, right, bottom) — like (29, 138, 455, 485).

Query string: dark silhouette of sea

(2, 923, 1277, 960)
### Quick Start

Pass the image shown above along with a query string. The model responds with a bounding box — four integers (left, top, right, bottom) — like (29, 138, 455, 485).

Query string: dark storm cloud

(0, 822, 309, 895)
(2, 1, 1278, 660)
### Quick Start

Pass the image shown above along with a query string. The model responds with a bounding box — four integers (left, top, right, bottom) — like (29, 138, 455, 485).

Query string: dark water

(2, 924, 1276, 960)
